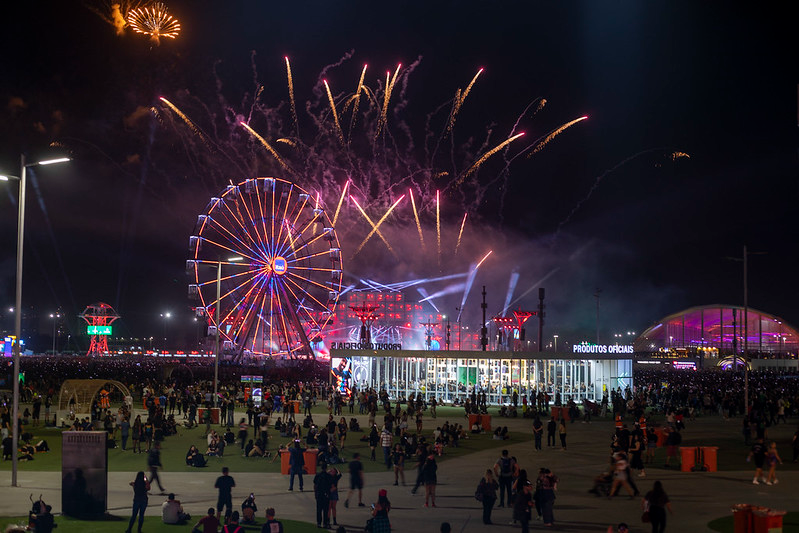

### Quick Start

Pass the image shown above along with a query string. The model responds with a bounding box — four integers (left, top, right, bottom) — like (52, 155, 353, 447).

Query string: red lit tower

(79, 302, 121, 356)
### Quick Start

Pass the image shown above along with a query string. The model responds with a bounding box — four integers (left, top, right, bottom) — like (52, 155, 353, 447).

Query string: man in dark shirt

(288, 441, 306, 491)
(214, 467, 236, 519)
(313, 462, 333, 528)
(546, 417, 557, 447)
(749, 438, 767, 484)
(344, 452, 364, 508)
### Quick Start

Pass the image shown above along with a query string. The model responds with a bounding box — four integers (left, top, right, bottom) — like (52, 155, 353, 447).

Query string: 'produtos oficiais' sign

(572, 344, 634, 354)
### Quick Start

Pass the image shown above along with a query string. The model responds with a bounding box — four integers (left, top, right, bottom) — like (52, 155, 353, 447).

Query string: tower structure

(79, 302, 121, 356)
(492, 309, 535, 351)
(350, 303, 381, 345)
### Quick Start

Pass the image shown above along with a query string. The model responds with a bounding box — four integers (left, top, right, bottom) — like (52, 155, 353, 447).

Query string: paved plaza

(2, 408, 797, 531)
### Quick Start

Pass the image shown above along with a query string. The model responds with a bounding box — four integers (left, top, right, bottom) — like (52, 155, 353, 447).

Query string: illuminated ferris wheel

(188, 177, 343, 359)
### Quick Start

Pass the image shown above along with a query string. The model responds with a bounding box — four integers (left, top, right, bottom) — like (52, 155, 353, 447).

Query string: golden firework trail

(436, 189, 441, 267)
(670, 151, 690, 160)
(285, 57, 299, 138)
(409, 188, 425, 250)
(455, 212, 468, 256)
(323, 79, 345, 145)
(375, 64, 401, 140)
(126, 2, 180, 45)
(475, 250, 493, 270)
(332, 181, 350, 227)
(528, 116, 587, 157)
(447, 68, 483, 134)
(239, 121, 292, 173)
(276, 138, 296, 146)
(353, 194, 405, 256)
(158, 97, 211, 146)
(455, 132, 526, 186)
(348, 64, 368, 140)
(349, 196, 395, 255)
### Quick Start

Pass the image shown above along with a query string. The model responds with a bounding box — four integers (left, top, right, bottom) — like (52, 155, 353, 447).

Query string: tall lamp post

(49, 313, 61, 355)
(553, 334, 558, 353)
(2, 154, 70, 487)
(160, 312, 172, 349)
(213, 257, 243, 407)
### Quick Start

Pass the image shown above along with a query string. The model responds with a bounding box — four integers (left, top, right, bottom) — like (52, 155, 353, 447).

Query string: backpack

(474, 482, 484, 502)
(499, 457, 512, 476)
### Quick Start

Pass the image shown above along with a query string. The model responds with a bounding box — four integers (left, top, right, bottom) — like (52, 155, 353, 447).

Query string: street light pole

(11, 154, 27, 488)
(50, 313, 60, 355)
(553, 334, 558, 353)
(6, 154, 70, 487)
(214, 261, 221, 407)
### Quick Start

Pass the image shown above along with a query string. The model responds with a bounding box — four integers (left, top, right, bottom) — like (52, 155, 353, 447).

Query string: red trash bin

(303, 449, 318, 474)
(679, 446, 696, 472)
(280, 449, 290, 475)
(731, 504, 753, 533)
(701, 446, 718, 472)
(752, 508, 786, 533)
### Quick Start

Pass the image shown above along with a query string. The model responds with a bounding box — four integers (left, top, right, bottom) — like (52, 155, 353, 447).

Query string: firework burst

(127, 2, 181, 45)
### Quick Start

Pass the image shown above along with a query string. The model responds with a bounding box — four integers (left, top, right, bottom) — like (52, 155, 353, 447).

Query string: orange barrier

(679, 446, 696, 472)
(701, 446, 718, 472)
(468, 414, 492, 432)
(551, 406, 570, 422)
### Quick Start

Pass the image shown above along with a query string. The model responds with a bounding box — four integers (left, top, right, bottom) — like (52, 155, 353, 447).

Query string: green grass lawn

(708, 511, 799, 533)
(0, 515, 318, 533)
(1, 406, 525, 474)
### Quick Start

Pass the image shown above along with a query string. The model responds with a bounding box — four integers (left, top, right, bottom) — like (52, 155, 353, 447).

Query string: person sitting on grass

(247, 439, 264, 458)
(241, 494, 258, 524)
(193, 508, 218, 533)
(162, 493, 191, 524)
(186, 445, 207, 467)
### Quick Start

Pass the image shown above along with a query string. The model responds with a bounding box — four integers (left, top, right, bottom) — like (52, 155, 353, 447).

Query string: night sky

(1, 1, 797, 352)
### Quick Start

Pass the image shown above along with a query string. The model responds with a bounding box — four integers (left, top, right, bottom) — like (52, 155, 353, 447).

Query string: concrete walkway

(2, 410, 796, 532)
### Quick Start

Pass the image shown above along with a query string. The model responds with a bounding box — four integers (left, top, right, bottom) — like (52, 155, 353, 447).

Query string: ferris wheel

(188, 177, 343, 359)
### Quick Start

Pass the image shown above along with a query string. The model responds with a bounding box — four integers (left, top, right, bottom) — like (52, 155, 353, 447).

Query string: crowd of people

(9, 365, 799, 532)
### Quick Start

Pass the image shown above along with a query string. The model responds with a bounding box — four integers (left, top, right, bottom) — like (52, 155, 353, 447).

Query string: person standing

(422, 452, 438, 508)
(476, 469, 498, 524)
(313, 462, 333, 528)
(380, 427, 393, 469)
(748, 438, 767, 484)
(371, 489, 392, 532)
(120, 416, 130, 451)
(558, 419, 568, 450)
(532, 416, 543, 451)
(546, 417, 556, 448)
(643, 480, 672, 533)
(493, 449, 515, 508)
(329, 466, 342, 526)
(392, 444, 405, 486)
(147, 442, 166, 493)
(344, 452, 365, 508)
(765, 442, 783, 485)
(537, 468, 558, 526)
(125, 471, 150, 533)
(288, 441, 306, 491)
(132, 415, 142, 454)
(512, 481, 533, 533)
(215, 467, 236, 520)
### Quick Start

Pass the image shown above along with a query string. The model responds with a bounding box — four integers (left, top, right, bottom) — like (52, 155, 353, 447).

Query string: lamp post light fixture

(553, 334, 558, 353)
(2, 153, 70, 487)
